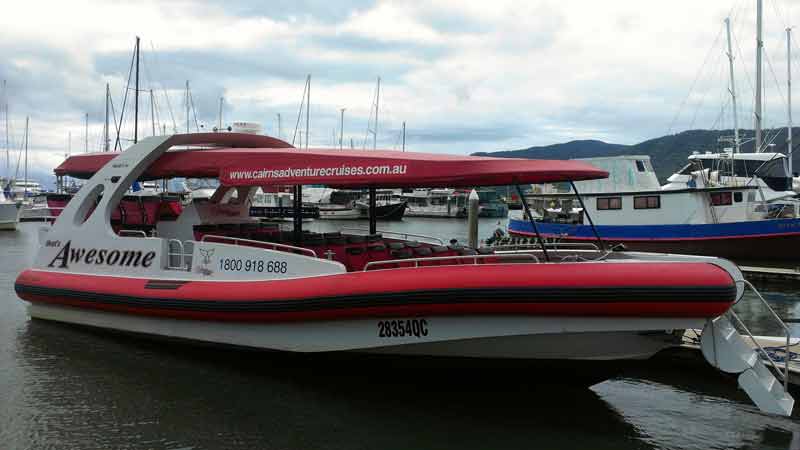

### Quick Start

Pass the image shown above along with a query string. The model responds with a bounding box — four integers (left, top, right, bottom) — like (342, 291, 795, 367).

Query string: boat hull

(0, 202, 22, 230)
(27, 302, 693, 360)
(508, 217, 800, 262)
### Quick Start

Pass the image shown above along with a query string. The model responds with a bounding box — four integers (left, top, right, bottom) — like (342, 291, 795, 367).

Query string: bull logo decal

(197, 248, 215, 276)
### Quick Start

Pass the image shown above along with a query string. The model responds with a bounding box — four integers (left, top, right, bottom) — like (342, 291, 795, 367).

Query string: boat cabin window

(636, 160, 647, 172)
(734, 192, 743, 202)
(633, 195, 660, 210)
(711, 192, 733, 206)
(596, 196, 622, 210)
(694, 157, 791, 191)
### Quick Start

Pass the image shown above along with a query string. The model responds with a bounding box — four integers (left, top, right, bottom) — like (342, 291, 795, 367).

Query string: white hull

(29, 303, 697, 360)
(405, 208, 465, 218)
(0, 202, 21, 230)
(317, 207, 362, 220)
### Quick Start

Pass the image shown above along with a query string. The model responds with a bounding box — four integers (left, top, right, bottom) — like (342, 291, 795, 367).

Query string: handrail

(341, 227, 444, 245)
(733, 279, 792, 391)
(119, 229, 148, 238)
(490, 242, 600, 251)
(201, 234, 317, 257)
(364, 253, 538, 271)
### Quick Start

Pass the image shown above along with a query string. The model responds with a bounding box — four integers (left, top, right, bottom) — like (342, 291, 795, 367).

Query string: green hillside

(474, 128, 800, 182)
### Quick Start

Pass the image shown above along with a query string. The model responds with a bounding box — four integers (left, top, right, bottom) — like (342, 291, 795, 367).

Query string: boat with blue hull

(508, 216, 800, 261)
(507, 149, 800, 262)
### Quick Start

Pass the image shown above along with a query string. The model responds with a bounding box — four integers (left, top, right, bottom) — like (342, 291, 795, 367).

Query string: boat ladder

(700, 279, 795, 416)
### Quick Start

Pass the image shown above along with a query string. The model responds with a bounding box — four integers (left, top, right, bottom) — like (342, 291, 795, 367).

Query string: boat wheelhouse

(14, 133, 794, 415)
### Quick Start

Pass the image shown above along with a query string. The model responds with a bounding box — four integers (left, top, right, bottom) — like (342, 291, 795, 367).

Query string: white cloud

(1, 0, 799, 185)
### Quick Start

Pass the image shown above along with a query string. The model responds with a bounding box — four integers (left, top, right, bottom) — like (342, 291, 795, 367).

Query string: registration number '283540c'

(377, 319, 429, 338)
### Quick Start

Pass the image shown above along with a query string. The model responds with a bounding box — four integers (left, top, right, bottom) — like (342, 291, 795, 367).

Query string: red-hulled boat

(14, 133, 793, 415)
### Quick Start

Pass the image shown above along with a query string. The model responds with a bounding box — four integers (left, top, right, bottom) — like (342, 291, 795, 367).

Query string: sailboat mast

(150, 89, 156, 136)
(23, 116, 28, 199)
(725, 18, 740, 153)
(104, 83, 110, 152)
(84, 113, 88, 153)
(374, 77, 380, 150)
(134, 36, 140, 144)
(3, 80, 8, 177)
(218, 97, 223, 130)
(755, 0, 763, 152)
(339, 108, 345, 150)
(186, 81, 190, 133)
(402, 121, 406, 152)
(788, 27, 794, 174)
(305, 75, 310, 150)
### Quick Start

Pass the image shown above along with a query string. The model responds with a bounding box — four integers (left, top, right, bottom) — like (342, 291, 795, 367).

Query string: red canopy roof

(54, 134, 608, 187)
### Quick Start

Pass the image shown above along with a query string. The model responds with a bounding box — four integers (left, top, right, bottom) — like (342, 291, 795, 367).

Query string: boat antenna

(276, 113, 282, 139)
(134, 36, 140, 144)
(788, 27, 794, 174)
(725, 17, 741, 154)
(755, 0, 763, 152)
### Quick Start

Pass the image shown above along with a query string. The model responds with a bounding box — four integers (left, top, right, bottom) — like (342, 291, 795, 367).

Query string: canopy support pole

(569, 181, 605, 251)
(368, 186, 377, 235)
(293, 185, 303, 243)
(515, 184, 549, 262)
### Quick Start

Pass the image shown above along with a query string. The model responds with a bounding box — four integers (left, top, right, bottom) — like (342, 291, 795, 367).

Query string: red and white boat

(14, 133, 794, 415)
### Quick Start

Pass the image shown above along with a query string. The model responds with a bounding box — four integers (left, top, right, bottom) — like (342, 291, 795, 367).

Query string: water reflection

(9, 320, 652, 450)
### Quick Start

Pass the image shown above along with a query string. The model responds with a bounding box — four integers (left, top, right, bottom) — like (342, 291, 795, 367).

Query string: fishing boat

(507, 152, 800, 261)
(15, 132, 795, 415)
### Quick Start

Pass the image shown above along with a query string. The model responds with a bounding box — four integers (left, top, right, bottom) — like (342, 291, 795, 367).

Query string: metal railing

(363, 253, 538, 271)
(119, 229, 148, 238)
(490, 242, 600, 251)
(201, 234, 317, 257)
(729, 279, 792, 391)
(341, 227, 444, 245)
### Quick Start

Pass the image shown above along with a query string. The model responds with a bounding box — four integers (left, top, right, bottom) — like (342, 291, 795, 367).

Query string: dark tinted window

(633, 195, 660, 209)
(597, 197, 622, 210)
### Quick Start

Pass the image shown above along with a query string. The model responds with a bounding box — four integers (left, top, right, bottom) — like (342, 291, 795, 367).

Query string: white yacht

(401, 188, 472, 218)
(0, 188, 22, 230)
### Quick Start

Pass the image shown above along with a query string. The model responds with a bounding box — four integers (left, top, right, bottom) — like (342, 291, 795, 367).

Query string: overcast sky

(1, 0, 799, 182)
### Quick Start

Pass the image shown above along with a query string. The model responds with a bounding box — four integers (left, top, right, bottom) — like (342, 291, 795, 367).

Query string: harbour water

(3, 220, 800, 449)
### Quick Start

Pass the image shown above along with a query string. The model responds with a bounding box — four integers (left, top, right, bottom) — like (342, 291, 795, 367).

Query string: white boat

(0, 188, 21, 230)
(401, 188, 473, 218)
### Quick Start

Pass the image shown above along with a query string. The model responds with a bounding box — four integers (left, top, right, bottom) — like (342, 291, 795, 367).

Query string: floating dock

(741, 266, 800, 283)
